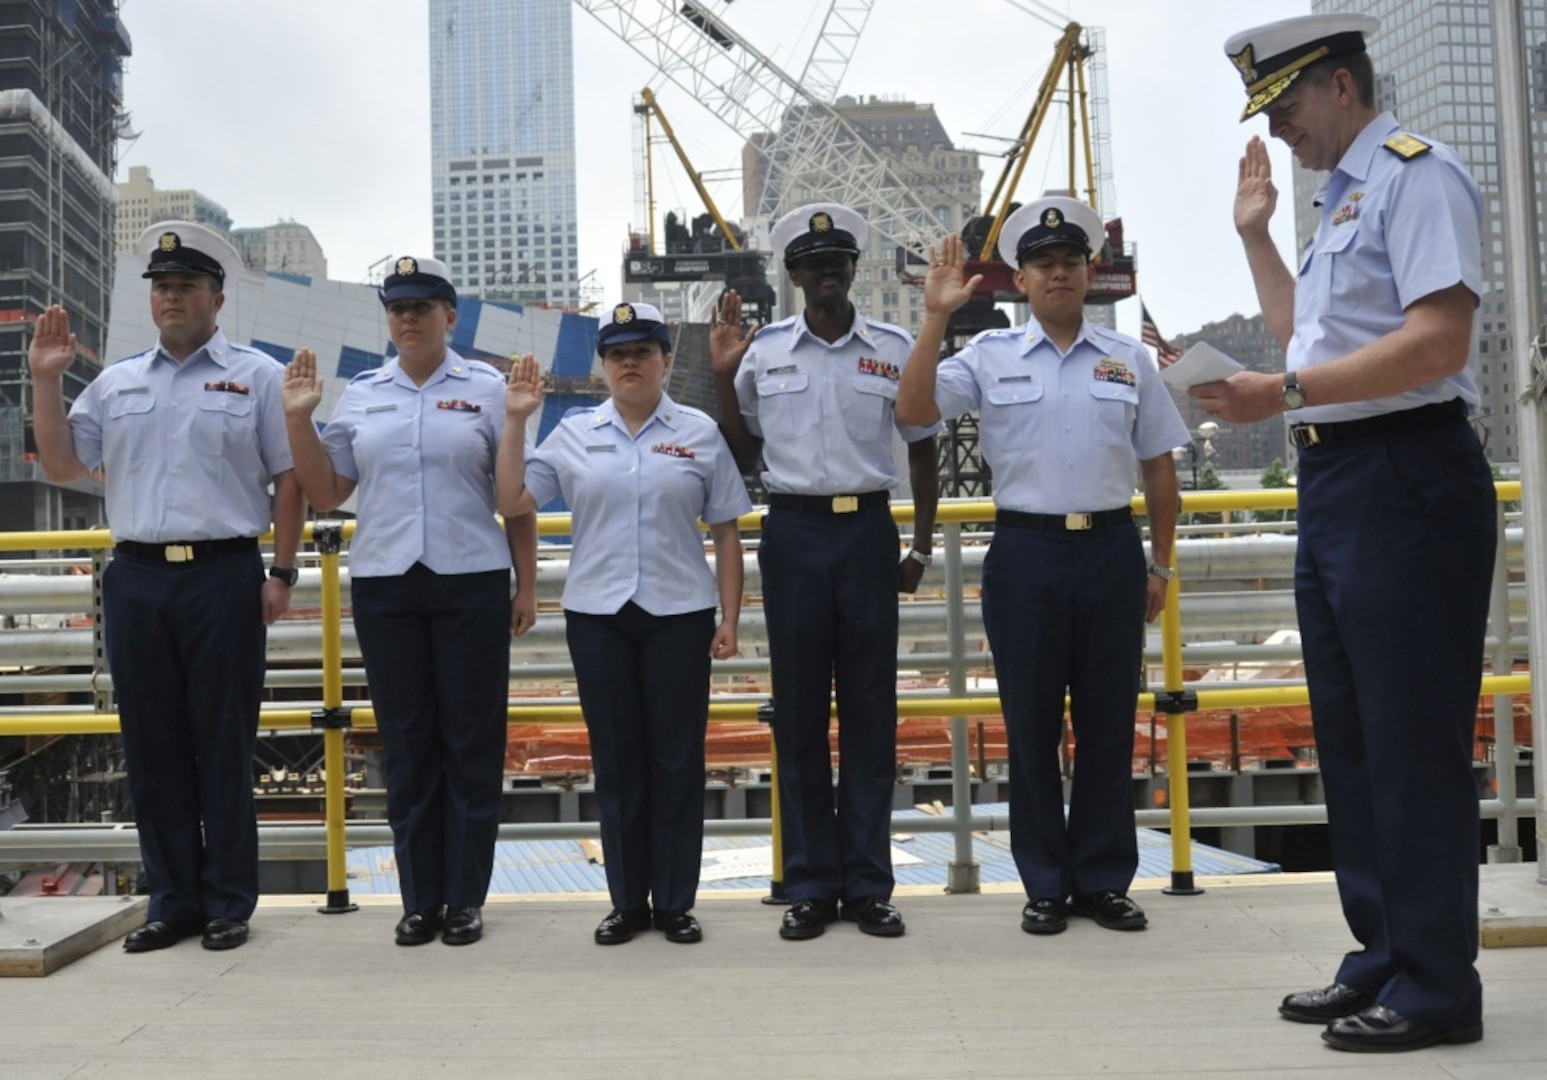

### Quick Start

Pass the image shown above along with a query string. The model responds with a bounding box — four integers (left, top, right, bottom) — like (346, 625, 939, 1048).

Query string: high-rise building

(429, 0, 579, 308)
(232, 222, 328, 281)
(113, 164, 231, 254)
(0, 0, 130, 536)
(1301, 0, 1545, 463)
(1170, 313, 1289, 476)
(745, 95, 984, 328)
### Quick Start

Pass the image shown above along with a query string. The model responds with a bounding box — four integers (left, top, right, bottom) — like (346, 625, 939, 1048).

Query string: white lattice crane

(573, 0, 946, 256)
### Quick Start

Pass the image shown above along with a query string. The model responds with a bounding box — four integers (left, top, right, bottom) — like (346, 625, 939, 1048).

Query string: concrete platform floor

(5, 868, 1547, 1079)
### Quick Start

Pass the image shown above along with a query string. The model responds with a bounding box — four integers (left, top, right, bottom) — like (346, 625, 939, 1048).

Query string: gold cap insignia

(1042, 208, 1064, 229)
(1229, 45, 1256, 84)
(810, 212, 834, 233)
(614, 304, 635, 324)
(395, 257, 417, 276)
(159, 232, 180, 252)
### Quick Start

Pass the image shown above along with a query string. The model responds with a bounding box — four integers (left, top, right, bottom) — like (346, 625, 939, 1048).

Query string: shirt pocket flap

(1318, 224, 1358, 255)
(757, 370, 809, 396)
(984, 382, 1044, 406)
(1088, 381, 1139, 405)
(108, 392, 155, 419)
(849, 374, 898, 400)
(198, 391, 255, 417)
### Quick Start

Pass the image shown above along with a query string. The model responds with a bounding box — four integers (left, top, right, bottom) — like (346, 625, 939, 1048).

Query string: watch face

(1283, 386, 1306, 410)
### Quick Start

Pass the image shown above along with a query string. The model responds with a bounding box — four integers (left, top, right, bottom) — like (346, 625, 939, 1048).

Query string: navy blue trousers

(1296, 414, 1495, 1030)
(981, 520, 1145, 900)
(105, 546, 266, 924)
(351, 564, 512, 913)
(758, 505, 899, 904)
(566, 602, 715, 914)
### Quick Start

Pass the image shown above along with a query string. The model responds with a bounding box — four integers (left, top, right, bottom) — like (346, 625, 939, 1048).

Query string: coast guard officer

(710, 203, 940, 940)
(282, 256, 538, 948)
(1193, 14, 1496, 1052)
(497, 305, 749, 945)
(28, 221, 305, 952)
(898, 198, 1186, 937)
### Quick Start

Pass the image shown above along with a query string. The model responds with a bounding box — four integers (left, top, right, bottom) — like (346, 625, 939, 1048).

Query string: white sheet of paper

(1159, 342, 1246, 389)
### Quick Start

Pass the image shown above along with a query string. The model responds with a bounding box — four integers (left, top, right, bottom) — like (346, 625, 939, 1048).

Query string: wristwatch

(268, 566, 299, 587)
(904, 549, 933, 567)
(1281, 370, 1307, 411)
(1147, 564, 1173, 581)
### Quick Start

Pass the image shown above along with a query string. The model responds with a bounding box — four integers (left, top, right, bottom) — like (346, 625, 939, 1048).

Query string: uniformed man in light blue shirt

(1193, 14, 1496, 1053)
(899, 196, 1186, 940)
(711, 203, 940, 941)
(28, 221, 305, 954)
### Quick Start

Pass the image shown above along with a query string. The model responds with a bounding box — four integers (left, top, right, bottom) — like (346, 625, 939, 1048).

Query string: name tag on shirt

(766, 364, 798, 376)
(204, 381, 250, 395)
(365, 404, 398, 414)
(997, 374, 1033, 384)
(585, 444, 616, 454)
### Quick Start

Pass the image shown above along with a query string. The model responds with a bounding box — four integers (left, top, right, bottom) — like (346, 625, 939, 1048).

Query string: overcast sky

(114, 0, 1311, 340)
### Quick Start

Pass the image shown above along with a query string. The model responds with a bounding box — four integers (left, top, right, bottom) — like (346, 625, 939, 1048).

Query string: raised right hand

(923, 234, 983, 316)
(281, 349, 324, 418)
(27, 305, 77, 380)
(709, 290, 758, 376)
(1234, 136, 1278, 239)
(505, 353, 544, 420)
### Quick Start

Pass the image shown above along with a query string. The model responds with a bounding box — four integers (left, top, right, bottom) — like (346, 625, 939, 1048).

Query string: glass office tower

(429, 0, 579, 308)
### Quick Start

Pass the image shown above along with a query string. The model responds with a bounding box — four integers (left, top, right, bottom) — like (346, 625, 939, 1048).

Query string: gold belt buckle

(1064, 513, 1092, 531)
(164, 544, 194, 563)
(831, 495, 859, 513)
(1300, 424, 1321, 447)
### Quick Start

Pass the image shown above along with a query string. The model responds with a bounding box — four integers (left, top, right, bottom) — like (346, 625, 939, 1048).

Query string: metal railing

(0, 483, 1532, 905)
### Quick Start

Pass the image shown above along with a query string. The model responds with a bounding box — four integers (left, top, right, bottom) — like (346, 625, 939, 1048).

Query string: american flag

(1140, 301, 1182, 367)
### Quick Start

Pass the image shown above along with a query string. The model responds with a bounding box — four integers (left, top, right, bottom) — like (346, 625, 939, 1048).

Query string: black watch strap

(268, 566, 299, 587)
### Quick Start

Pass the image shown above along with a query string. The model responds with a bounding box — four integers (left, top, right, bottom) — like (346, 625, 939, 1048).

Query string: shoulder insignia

(1383, 134, 1431, 161)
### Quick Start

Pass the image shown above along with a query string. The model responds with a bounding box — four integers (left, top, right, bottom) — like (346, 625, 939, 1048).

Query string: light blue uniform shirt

(733, 309, 940, 495)
(322, 349, 511, 578)
(934, 319, 1188, 514)
(1292, 112, 1483, 423)
(525, 393, 751, 617)
(68, 329, 291, 543)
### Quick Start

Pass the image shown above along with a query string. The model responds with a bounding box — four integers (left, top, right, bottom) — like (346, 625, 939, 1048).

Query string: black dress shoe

(1279, 982, 1376, 1024)
(779, 899, 839, 941)
(201, 918, 249, 951)
(123, 920, 201, 953)
(1070, 891, 1148, 930)
(653, 910, 703, 944)
(841, 896, 906, 937)
(1020, 897, 1069, 936)
(394, 909, 442, 947)
(1322, 1004, 1484, 1053)
(594, 907, 652, 945)
(442, 907, 483, 946)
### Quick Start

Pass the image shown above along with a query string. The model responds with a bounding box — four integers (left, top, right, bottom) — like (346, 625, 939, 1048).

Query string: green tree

(1253, 457, 1297, 523)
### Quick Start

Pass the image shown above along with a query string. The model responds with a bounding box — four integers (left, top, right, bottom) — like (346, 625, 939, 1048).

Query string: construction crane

(622, 87, 776, 322)
(573, 0, 946, 259)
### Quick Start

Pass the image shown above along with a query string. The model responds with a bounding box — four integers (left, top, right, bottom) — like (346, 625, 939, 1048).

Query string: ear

(445, 305, 458, 331)
(1011, 265, 1030, 297)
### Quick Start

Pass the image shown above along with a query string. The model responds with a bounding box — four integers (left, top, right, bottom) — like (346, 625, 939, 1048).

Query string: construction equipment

(622, 87, 775, 322)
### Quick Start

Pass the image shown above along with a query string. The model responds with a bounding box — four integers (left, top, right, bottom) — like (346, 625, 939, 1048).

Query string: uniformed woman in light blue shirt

(282, 256, 538, 948)
(498, 303, 749, 946)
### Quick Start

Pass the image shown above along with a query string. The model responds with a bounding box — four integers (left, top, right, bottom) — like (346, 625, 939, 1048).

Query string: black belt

(1289, 398, 1465, 449)
(767, 491, 889, 514)
(996, 508, 1133, 532)
(115, 537, 258, 563)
